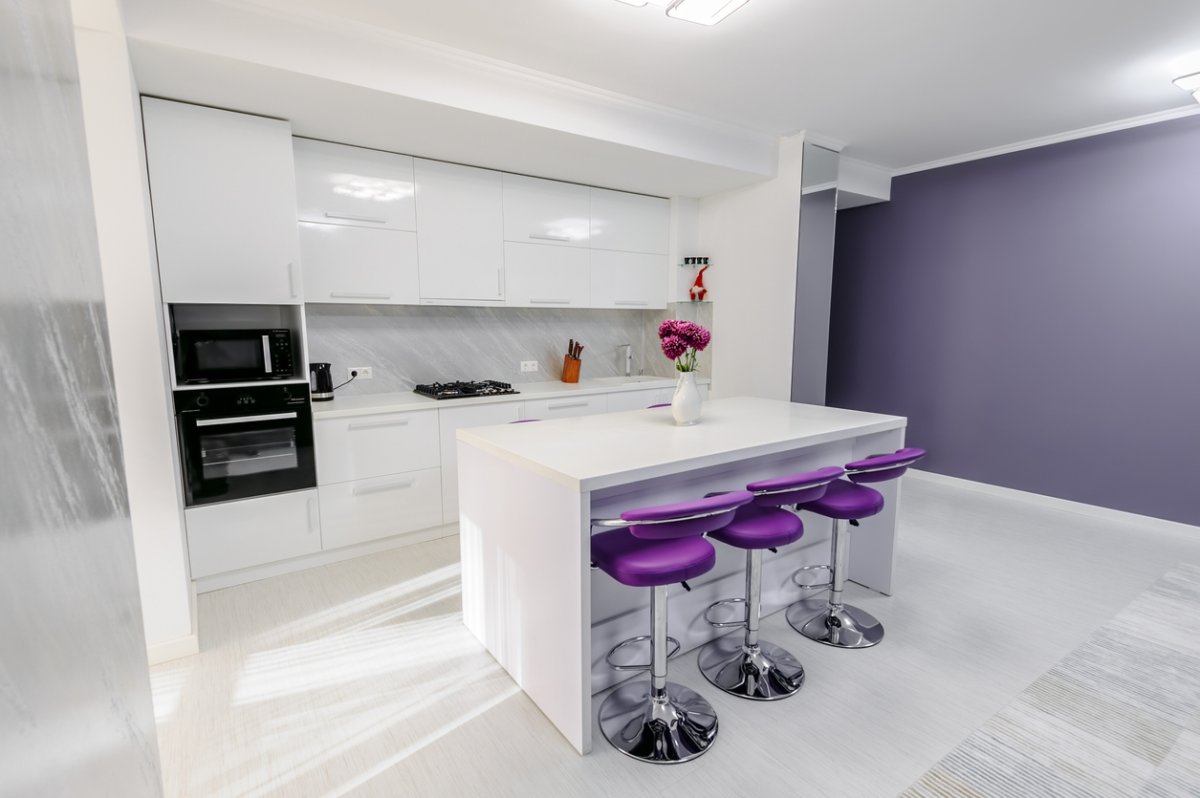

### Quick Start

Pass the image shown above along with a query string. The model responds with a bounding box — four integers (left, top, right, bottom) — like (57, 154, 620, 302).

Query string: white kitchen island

(456, 396, 907, 754)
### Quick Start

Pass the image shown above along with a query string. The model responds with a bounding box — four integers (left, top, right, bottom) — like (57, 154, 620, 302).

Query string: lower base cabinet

(185, 489, 321, 579)
(318, 467, 443, 549)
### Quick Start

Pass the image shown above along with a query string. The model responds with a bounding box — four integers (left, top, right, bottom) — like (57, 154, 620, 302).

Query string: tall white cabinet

(141, 98, 302, 304)
(414, 159, 505, 304)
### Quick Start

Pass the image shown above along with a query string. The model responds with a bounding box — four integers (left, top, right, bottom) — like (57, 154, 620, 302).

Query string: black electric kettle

(309, 362, 335, 401)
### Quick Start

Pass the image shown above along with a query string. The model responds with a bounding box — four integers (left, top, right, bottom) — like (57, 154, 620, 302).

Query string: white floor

(150, 476, 1200, 797)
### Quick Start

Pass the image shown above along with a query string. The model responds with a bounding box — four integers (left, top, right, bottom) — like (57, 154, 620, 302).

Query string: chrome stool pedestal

(598, 585, 718, 764)
(785, 517, 885, 649)
(698, 549, 805, 701)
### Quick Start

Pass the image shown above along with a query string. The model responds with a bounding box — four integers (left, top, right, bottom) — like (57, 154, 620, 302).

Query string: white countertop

(456, 396, 906, 490)
(311, 376, 708, 420)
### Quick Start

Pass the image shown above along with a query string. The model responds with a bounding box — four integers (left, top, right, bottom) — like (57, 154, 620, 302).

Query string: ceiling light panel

(1173, 72, 1200, 92)
(665, 0, 749, 25)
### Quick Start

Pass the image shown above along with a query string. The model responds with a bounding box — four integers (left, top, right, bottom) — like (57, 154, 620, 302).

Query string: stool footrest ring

(792, 564, 832, 590)
(703, 597, 748, 628)
(605, 634, 682, 671)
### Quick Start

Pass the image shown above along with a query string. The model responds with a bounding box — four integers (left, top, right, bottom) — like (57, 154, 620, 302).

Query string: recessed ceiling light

(666, 0, 749, 25)
(614, 0, 748, 25)
(1173, 72, 1200, 92)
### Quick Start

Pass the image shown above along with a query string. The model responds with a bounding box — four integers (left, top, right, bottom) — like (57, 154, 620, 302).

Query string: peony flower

(658, 319, 683, 338)
(660, 334, 688, 360)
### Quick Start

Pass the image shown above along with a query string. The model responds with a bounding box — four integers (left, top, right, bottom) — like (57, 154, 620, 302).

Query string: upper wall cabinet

(502, 174, 590, 247)
(293, 139, 416, 231)
(414, 159, 505, 304)
(299, 224, 419, 305)
(142, 98, 302, 304)
(589, 188, 670, 255)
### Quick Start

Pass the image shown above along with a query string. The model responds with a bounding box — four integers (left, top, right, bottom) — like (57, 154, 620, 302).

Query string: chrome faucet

(619, 344, 632, 377)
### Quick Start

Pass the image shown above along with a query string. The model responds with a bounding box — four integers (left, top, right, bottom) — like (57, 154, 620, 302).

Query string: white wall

(73, 0, 197, 663)
(700, 134, 805, 400)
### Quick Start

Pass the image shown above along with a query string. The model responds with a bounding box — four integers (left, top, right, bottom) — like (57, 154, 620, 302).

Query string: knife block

(561, 355, 581, 383)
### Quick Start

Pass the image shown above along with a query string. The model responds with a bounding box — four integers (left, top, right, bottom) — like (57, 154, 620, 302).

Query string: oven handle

(195, 411, 299, 427)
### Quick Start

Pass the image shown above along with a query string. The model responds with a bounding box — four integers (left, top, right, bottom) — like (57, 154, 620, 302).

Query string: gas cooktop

(413, 380, 520, 400)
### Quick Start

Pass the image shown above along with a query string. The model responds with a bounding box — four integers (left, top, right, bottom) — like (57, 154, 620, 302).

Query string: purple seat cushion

(709, 504, 803, 550)
(591, 530, 717, 587)
(746, 465, 845, 508)
(845, 447, 926, 484)
(622, 489, 754, 540)
(799, 479, 884, 520)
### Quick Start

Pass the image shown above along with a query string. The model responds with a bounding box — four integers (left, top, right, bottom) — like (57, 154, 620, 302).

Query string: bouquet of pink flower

(658, 319, 711, 373)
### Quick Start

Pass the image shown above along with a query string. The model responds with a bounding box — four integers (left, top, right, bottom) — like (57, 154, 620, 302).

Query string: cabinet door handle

(287, 263, 299, 298)
(329, 292, 393, 300)
(530, 298, 571, 305)
(497, 270, 503, 297)
(547, 401, 589, 411)
(529, 233, 571, 242)
(347, 417, 411, 430)
(325, 212, 386, 224)
(306, 496, 319, 536)
(353, 477, 416, 496)
(614, 299, 648, 307)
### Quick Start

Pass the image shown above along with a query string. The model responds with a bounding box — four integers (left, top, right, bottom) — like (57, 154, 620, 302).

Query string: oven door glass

(200, 427, 298, 479)
(180, 410, 315, 506)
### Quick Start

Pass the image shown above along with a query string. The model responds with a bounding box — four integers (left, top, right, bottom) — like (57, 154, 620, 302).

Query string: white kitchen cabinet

(293, 138, 416, 231)
(503, 243, 590, 308)
(438, 402, 523, 522)
(141, 98, 302, 304)
(299, 223, 419, 304)
(414, 159, 505, 303)
(589, 188, 670, 255)
(502, 174, 590, 247)
(522, 394, 608, 420)
(314, 409, 440, 485)
(589, 250, 668, 309)
(318, 468, 443, 549)
(185, 490, 321, 578)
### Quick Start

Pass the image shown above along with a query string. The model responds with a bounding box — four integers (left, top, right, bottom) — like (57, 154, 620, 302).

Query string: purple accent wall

(828, 115, 1200, 527)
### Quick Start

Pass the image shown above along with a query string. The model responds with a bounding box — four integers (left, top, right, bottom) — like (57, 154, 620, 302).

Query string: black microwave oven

(176, 329, 295, 384)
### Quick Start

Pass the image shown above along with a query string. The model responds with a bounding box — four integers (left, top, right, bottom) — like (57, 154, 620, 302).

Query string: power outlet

(519, 360, 539, 373)
(348, 366, 373, 380)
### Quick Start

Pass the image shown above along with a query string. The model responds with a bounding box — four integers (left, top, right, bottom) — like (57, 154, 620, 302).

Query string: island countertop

(456, 396, 905, 491)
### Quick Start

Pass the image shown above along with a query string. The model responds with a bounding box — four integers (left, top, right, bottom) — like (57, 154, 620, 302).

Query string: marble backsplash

(305, 302, 713, 396)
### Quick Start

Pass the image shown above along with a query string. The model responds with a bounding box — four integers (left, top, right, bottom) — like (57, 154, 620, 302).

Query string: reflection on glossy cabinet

(589, 249, 668, 310)
(504, 243, 590, 308)
(502, 173, 590, 247)
(589, 188, 670, 255)
(142, 98, 302, 304)
(299, 223, 419, 304)
(293, 138, 416, 231)
(415, 159, 504, 303)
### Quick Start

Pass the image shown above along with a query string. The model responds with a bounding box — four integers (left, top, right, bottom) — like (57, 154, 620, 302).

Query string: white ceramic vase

(671, 371, 702, 426)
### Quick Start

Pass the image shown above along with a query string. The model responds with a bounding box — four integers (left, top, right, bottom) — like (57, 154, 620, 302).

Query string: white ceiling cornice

(893, 104, 1200, 177)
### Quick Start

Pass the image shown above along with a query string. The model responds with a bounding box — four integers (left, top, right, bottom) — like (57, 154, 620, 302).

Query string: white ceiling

(122, 0, 1200, 193)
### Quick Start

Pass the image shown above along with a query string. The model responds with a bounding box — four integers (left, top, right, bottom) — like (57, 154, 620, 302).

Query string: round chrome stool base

(786, 599, 884, 649)
(697, 636, 805, 700)
(598, 680, 718, 764)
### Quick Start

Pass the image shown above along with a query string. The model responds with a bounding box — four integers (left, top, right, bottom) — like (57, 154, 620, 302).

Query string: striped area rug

(904, 562, 1200, 798)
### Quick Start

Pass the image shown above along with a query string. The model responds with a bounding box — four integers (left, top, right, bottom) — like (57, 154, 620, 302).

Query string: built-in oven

(175, 328, 295, 384)
(175, 384, 316, 507)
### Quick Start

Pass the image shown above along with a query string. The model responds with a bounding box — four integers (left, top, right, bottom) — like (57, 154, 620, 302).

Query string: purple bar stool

(591, 490, 754, 764)
(786, 447, 926, 649)
(697, 466, 844, 700)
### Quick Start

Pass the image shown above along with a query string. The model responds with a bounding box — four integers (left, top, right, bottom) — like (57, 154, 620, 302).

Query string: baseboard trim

(193, 523, 458, 594)
(147, 633, 199, 666)
(908, 469, 1200, 535)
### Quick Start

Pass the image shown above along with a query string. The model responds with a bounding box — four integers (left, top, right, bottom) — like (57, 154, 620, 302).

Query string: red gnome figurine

(689, 264, 709, 301)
